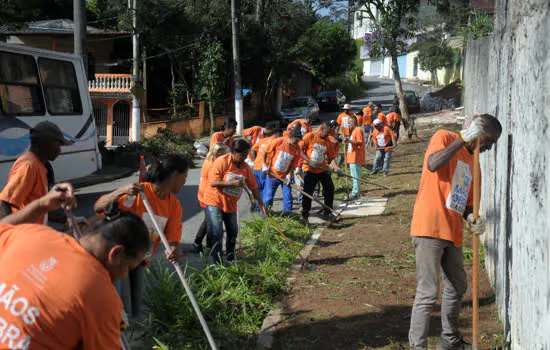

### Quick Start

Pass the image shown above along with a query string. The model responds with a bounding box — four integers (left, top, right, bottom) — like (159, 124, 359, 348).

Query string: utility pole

(231, 0, 244, 134)
(130, 0, 143, 142)
(73, 0, 87, 75)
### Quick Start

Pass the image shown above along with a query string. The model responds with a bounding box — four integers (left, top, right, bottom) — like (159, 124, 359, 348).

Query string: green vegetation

(141, 215, 312, 349)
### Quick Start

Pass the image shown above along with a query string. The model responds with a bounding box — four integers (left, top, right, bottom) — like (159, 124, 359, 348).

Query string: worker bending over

(210, 118, 237, 150)
(286, 116, 312, 136)
(203, 139, 267, 264)
(252, 129, 282, 195)
(94, 154, 189, 321)
(300, 121, 338, 221)
(409, 114, 502, 350)
(0, 183, 149, 349)
(262, 127, 302, 212)
(387, 106, 402, 141)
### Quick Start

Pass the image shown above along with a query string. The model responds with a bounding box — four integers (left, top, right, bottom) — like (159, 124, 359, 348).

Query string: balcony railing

(88, 74, 132, 93)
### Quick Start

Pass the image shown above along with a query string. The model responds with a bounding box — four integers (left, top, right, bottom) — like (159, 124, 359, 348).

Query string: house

(0, 19, 143, 146)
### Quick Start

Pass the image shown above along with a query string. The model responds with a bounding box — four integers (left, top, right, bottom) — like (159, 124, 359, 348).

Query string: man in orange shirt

(210, 118, 237, 150)
(0, 121, 73, 224)
(344, 116, 365, 200)
(0, 183, 150, 350)
(371, 119, 397, 176)
(374, 104, 388, 126)
(243, 122, 276, 146)
(251, 129, 282, 194)
(300, 121, 338, 221)
(336, 104, 353, 136)
(262, 128, 302, 212)
(286, 116, 313, 136)
(409, 115, 502, 350)
(362, 101, 374, 122)
(204, 139, 267, 264)
(386, 106, 402, 141)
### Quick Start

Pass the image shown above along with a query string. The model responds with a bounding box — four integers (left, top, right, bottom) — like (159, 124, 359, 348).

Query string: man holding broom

(409, 114, 502, 350)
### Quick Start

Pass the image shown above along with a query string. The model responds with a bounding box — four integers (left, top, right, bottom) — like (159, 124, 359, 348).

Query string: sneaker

(191, 243, 203, 253)
(319, 211, 337, 222)
(438, 339, 472, 350)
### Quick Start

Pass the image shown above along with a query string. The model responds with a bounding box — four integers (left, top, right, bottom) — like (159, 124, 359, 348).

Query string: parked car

(316, 89, 346, 112)
(280, 96, 320, 122)
(393, 90, 421, 114)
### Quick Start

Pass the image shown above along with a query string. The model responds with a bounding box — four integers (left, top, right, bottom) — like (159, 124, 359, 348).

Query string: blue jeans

(206, 205, 239, 264)
(115, 263, 146, 321)
(263, 176, 293, 212)
(349, 163, 362, 196)
(373, 150, 392, 175)
(253, 170, 266, 192)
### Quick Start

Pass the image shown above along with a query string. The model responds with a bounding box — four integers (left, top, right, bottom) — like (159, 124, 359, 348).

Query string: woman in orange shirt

(94, 153, 189, 321)
(203, 139, 267, 264)
(0, 183, 149, 349)
(192, 143, 228, 253)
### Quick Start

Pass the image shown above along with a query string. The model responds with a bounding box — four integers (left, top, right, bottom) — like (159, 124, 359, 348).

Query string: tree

(197, 40, 225, 132)
(296, 20, 356, 83)
(416, 39, 453, 86)
(357, 0, 420, 139)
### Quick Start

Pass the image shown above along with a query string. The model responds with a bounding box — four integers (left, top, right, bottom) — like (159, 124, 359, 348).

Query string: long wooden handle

(472, 139, 481, 349)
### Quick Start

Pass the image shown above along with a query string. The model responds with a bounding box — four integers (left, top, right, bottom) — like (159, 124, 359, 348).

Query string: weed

(140, 215, 312, 349)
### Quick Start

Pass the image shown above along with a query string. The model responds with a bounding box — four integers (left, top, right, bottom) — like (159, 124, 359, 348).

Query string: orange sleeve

(336, 114, 342, 125)
(252, 142, 260, 152)
(0, 162, 37, 210)
(80, 290, 122, 350)
(165, 199, 183, 244)
(243, 127, 252, 137)
(425, 131, 456, 180)
(208, 158, 226, 183)
(244, 165, 258, 191)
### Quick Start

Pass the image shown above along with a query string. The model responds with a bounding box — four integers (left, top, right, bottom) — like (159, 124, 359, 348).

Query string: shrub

(140, 215, 312, 349)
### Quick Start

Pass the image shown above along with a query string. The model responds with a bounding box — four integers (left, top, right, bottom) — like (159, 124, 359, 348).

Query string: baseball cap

(290, 127, 303, 140)
(373, 119, 382, 125)
(30, 121, 74, 145)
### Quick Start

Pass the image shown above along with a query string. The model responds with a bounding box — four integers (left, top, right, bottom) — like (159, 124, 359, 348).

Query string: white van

(0, 42, 101, 188)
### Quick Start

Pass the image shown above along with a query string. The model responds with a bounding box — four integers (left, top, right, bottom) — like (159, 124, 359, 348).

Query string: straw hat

(343, 104, 351, 110)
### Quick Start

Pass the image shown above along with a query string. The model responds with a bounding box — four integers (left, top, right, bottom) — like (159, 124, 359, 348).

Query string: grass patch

(141, 215, 312, 349)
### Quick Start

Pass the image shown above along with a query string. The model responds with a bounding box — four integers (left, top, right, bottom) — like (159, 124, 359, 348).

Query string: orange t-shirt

(209, 131, 234, 150)
(302, 132, 336, 174)
(198, 158, 214, 204)
(354, 114, 363, 126)
(375, 112, 387, 126)
(346, 127, 366, 164)
(265, 137, 301, 178)
(251, 136, 275, 171)
(104, 182, 182, 261)
(337, 112, 353, 136)
(203, 153, 258, 213)
(0, 152, 48, 224)
(387, 112, 401, 126)
(410, 130, 474, 247)
(362, 106, 373, 125)
(243, 126, 265, 145)
(0, 223, 123, 349)
(371, 126, 395, 151)
(286, 119, 312, 136)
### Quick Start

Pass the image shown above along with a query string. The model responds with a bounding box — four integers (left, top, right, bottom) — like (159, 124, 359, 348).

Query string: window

(0, 52, 45, 115)
(38, 58, 82, 115)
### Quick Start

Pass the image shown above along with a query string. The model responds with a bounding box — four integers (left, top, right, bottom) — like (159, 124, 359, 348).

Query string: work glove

(460, 116, 485, 143)
(467, 214, 486, 236)
(121, 310, 129, 332)
(261, 163, 269, 173)
(245, 158, 254, 168)
(285, 174, 293, 186)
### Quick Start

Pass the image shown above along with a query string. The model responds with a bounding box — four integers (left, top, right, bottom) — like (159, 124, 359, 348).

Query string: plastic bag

(194, 141, 209, 158)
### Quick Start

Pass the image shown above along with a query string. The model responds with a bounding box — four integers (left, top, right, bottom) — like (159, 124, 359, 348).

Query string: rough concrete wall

(464, 0, 550, 347)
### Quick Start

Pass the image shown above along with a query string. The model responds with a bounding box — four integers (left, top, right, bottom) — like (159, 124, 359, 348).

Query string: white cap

(373, 119, 382, 125)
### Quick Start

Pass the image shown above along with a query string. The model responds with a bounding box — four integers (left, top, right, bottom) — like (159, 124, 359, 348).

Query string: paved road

(70, 77, 428, 265)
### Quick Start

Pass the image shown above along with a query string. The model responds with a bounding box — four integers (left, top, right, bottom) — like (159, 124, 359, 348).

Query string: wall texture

(463, 0, 549, 347)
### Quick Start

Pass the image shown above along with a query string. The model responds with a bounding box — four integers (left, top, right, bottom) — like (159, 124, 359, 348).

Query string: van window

(38, 58, 83, 115)
(0, 52, 45, 115)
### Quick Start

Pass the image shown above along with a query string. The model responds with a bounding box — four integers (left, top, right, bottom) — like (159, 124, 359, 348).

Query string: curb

(73, 169, 137, 189)
(257, 227, 325, 349)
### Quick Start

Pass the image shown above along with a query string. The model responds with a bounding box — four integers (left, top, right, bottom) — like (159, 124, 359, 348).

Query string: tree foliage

(417, 39, 453, 84)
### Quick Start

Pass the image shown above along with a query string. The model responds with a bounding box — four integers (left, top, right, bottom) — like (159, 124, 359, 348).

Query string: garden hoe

(242, 186, 310, 266)
(335, 171, 392, 190)
(267, 171, 342, 221)
(140, 191, 219, 350)
(471, 140, 481, 349)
